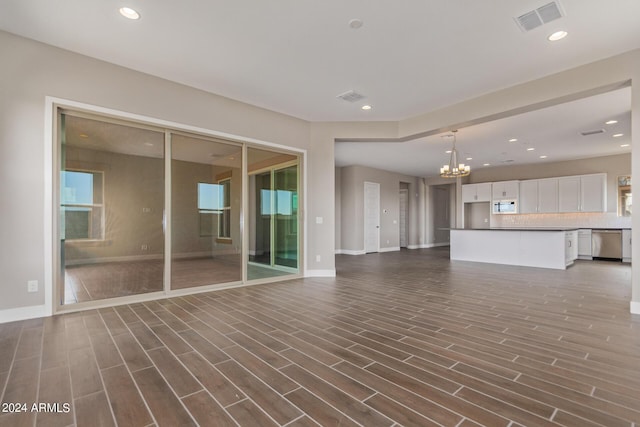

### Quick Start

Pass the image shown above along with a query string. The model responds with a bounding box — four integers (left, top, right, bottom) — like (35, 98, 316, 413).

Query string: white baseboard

(379, 246, 400, 253)
(0, 304, 50, 324)
(407, 245, 421, 249)
(631, 301, 640, 315)
(338, 249, 366, 256)
(304, 269, 336, 277)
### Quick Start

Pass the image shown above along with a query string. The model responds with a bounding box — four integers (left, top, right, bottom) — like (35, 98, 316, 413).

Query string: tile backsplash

(492, 212, 632, 229)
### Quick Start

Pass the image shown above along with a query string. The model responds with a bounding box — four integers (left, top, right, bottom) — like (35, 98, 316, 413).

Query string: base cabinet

(565, 230, 578, 266)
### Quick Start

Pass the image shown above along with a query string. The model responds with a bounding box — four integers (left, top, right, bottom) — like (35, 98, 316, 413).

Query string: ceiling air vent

(580, 129, 606, 136)
(336, 90, 366, 103)
(515, 1, 564, 32)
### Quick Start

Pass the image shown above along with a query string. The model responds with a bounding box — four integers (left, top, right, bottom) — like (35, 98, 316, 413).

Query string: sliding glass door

(247, 148, 299, 280)
(170, 134, 242, 288)
(56, 108, 301, 309)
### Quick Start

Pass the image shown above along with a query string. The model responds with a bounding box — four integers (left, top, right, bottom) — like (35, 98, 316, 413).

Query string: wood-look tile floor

(2, 248, 640, 426)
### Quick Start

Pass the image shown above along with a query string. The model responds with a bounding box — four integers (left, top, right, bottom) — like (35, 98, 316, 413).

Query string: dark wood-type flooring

(2, 247, 640, 426)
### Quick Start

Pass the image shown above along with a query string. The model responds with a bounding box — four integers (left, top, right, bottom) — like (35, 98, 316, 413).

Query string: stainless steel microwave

(493, 199, 517, 214)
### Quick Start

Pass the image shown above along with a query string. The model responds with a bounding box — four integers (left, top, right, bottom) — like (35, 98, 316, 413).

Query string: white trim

(631, 301, 640, 315)
(335, 249, 343, 254)
(379, 246, 401, 253)
(407, 245, 421, 249)
(0, 305, 49, 324)
(43, 97, 54, 318)
(305, 269, 336, 277)
(339, 249, 367, 256)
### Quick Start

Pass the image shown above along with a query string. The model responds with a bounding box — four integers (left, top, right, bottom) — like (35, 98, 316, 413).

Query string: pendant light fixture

(440, 130, 470, 178)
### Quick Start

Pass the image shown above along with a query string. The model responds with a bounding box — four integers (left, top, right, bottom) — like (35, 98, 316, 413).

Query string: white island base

(450, 229, 578, 270)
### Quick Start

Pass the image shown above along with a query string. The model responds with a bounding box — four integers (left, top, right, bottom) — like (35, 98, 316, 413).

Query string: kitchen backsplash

(492, 212, 632, 229)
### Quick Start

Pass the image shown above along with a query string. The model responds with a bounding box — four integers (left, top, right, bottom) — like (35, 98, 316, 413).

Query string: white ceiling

(1, 0, 638, 176)
(336, 87, 632, 177)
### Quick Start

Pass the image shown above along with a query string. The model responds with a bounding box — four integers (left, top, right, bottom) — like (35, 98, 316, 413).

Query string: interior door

(399, 189, 408, 248)
(364, 182, 380, 253)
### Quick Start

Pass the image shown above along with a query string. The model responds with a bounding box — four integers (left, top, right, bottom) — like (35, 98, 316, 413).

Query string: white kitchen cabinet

(580, 174, 606, 212)
(565, 230, 578, 266)
(558, 176, 581, 212)
(537, 178, 559, 213)
(462, 183, 492, 203)
(519, 180, 538, 213)
(519, 178, 558, 214)
(622, 229, 632, 263)
(578, 229, 592, 260)
(558, 174, 606, 213)
(492, 180, 519, 200)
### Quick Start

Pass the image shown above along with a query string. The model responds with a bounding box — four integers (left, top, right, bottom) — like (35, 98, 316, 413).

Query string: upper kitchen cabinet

(492, 180, 519, 200)
(462, 183, 492, 203)
(519, 178, 559, 214)
(558, 173, 606, 213)
(537, 178, 559, 213)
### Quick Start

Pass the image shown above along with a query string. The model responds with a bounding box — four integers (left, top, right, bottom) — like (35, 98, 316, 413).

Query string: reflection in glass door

(170, 134, 242, 288)
(274, 165, 298, 268)
(59, 113, 165, 305)
(247, 148, 299, 280)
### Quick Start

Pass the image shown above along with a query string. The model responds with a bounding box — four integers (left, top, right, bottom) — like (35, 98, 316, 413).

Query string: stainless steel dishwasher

(591, 229, 622, 260)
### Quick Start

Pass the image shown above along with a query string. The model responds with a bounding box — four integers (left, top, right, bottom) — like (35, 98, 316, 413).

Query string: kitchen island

(450, 228, 578, 270)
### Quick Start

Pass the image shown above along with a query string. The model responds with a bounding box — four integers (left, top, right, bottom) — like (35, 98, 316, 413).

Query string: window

(61, 169, 104, 240)
(198, 179, 231, 239)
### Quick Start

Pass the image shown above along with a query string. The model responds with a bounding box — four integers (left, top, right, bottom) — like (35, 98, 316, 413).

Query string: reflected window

(61, 170, 104, 240)
(198, 180, 231, 239)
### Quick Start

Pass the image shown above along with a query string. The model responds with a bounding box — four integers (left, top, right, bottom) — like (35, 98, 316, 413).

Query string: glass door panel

(247, 148, 299, 280)
(60, 113, 165, 304)
(274, 165, 298, 268)
(170, 134, 242, 288)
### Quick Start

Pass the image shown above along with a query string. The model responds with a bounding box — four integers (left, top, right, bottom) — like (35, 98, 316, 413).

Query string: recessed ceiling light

(144, 142, 154, 146)
(508, 138, 518, 142)
(605, 120, 618, 125)
(613, 133, 624, 137)
(621, 144, 630, 148)
(483, 163, 490, 166)
(466, 157, 473, 161)
(539, 155, 547, 159)
(79, 133, 89, 138)
(527, 147, 535, 151)
(119, 7, 140, 20)
(349, 19, 363, 29)
(445, 150, 452, 154)
(548, 30, 567, 41)
(361, 105, 372, 110)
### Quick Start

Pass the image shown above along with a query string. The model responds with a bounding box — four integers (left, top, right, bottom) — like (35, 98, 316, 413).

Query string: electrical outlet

(315, 255, 321, 262)
(141, 244, 149, 251)
(27, 280, 38, 293)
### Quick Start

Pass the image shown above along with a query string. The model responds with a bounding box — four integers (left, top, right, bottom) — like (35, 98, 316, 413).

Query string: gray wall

(337, 165, 420, 252)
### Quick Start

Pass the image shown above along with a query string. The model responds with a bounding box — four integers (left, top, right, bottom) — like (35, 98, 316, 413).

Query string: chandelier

(440, 130, 470, 178)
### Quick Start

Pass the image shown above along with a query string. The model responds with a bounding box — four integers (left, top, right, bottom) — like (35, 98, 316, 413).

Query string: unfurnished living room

(1, 1, 640, 426)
